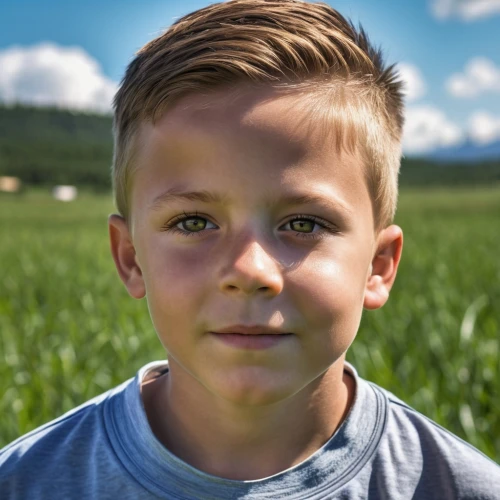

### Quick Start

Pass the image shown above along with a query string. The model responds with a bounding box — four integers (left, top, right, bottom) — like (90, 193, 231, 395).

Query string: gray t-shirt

(1, 360, 499, 499)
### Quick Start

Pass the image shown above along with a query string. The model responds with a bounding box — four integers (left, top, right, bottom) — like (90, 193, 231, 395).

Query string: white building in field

(52, 185, 78, 202)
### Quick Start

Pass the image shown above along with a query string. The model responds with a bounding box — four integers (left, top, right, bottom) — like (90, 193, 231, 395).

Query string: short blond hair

(113, 0, 405, 230)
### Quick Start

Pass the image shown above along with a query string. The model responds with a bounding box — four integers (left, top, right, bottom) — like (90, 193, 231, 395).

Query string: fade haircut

(112, 0, 405, 230)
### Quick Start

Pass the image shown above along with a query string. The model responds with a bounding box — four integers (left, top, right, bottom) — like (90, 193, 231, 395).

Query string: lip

(210, 325, 290, 335)
(210, 332, 293, 350)
(210, 325, 292, 350)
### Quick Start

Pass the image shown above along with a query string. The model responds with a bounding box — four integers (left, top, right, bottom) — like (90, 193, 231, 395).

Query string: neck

(141, 359, 355, 481)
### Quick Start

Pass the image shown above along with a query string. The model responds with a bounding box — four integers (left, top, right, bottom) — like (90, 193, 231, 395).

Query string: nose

(218, 236, 284, 296)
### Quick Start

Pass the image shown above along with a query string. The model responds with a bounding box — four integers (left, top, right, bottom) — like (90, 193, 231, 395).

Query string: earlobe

(363, 225, 403, 310)
(108, 214, 146, 299)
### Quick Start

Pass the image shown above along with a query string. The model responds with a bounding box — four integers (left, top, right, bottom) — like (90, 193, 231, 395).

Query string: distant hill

(399, 158, 500, 187)
(0, 104, 113, 143)
(1, 104, 499, 190)
(0, 104, 113, 190)
(429, 139, 500, 163)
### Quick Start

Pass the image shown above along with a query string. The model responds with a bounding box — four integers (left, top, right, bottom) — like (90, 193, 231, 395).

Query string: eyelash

(161, 211, 339, 240)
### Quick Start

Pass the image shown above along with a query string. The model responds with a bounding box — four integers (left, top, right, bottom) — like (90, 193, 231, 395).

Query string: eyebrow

(150, 188, 352, 215)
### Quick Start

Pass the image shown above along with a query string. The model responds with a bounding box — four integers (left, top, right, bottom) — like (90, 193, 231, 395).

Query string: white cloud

(446, 57, 500, 97)
(0, 42, 117, 113)
(397, 63, 426, 102)
(468, 111, 500, 144)
(431, 0, 500, 20)
(403, 106, 464, 154)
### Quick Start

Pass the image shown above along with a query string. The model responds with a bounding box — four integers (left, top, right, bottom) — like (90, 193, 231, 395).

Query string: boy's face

(110, 86, 401, 406)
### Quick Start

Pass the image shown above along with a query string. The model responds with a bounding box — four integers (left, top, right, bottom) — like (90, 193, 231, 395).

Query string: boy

(1, 0, 500, 498)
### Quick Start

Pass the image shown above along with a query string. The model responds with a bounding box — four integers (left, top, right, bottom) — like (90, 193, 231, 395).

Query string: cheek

(292, 250, 367, 340)
(142, 240, 207, 293)
(139, 241, 209, 332)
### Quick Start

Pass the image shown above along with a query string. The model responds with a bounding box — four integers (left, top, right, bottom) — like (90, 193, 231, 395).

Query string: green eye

(289, 219, 314, 233)
(162, 211, 215, 238)
(181, 217, 206, 232)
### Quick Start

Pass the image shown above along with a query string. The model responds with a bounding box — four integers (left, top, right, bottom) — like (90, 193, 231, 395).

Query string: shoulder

(370, 382, 500, 499)
(0, 379, 131, 497)
(1, 389, 107, 463)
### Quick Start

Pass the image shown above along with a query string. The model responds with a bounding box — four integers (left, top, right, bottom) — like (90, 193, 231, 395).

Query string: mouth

(209, 332, 293, 350)
(211, 324, 290, 335)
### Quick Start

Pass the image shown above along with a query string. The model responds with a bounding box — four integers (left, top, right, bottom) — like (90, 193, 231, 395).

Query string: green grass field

(1, 187, 499, 462)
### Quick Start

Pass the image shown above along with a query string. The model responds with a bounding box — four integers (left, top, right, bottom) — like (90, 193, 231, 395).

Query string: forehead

(131, 86, 372, 223)
(143, 87, 329, 161)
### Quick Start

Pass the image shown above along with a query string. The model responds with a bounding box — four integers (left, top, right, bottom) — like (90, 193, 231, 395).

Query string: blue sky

(1, 0, 500, 154)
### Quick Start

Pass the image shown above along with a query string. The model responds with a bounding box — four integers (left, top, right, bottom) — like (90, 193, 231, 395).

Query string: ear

(108, 214, 146, 299)
(363, 224, 403, 310)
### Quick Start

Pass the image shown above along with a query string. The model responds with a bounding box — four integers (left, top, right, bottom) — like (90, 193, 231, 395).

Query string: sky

(1, 0, 500, 155)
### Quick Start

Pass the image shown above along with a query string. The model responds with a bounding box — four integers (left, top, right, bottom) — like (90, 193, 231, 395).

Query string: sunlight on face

(129, 86, 376, 406)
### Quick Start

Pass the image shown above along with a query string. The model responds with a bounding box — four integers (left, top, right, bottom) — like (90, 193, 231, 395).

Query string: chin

(208, 368, 302, 407)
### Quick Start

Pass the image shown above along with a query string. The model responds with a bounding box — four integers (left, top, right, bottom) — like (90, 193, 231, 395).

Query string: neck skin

(141, 357, 355, 481)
